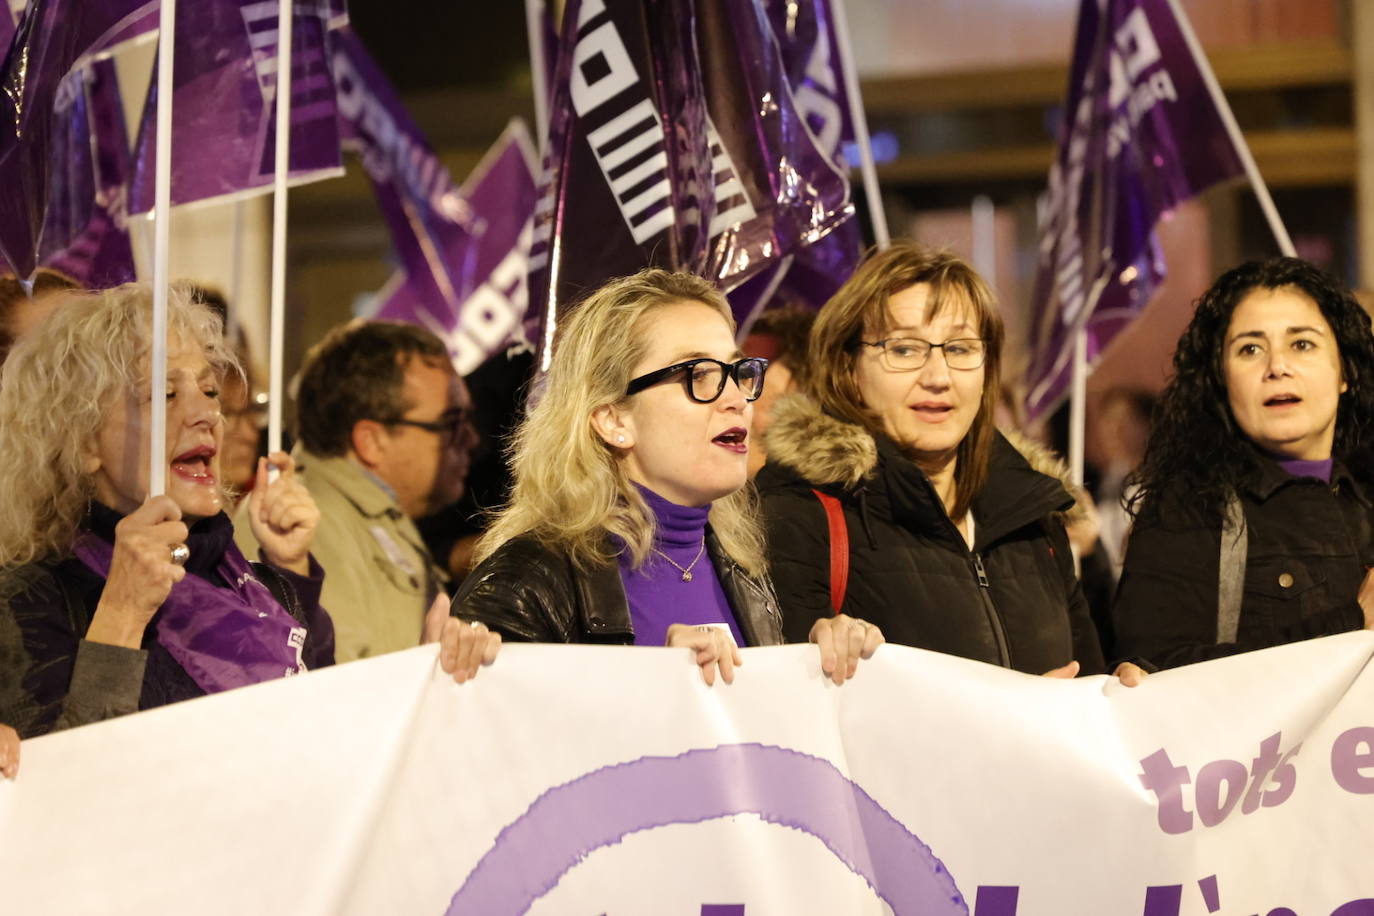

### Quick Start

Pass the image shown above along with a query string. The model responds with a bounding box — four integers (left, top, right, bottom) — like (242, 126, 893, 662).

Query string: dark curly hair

(1128, 257, 1374, 526)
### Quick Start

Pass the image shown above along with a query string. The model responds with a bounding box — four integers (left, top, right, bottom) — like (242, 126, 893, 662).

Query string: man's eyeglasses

(381, 410, 470, 441)
(859, 337, 987, 371)
(626, 357, 769, 403)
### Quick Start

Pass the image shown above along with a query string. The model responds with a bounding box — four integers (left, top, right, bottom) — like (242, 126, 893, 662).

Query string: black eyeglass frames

(380, 410, 470, 441)
(625, 357, 769, 403)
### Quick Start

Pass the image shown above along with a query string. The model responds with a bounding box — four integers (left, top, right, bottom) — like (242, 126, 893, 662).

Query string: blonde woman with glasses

(455, 269, 883, 685)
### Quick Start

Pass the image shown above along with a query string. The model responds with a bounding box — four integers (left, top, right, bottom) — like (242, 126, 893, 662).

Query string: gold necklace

(652, 539, 706, 582)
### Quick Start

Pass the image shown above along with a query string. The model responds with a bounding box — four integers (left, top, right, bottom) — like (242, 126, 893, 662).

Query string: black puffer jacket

(1113, 458, 1372, 670)
(756, 395, 1104, 675)
(454, 531, 784, 646)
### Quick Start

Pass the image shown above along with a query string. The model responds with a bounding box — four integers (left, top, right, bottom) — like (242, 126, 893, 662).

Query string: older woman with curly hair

(456, 268, 883, 685)
(1114, 257, 1374, 670)
(0, 282, 338, 738)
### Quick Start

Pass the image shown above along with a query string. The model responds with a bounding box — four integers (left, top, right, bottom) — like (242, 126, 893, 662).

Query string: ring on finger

(467, 619, 483, 630)
(170, 543, 191, 566)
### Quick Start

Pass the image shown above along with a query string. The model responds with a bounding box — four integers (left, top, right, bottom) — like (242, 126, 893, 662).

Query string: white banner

(2, 634, 1373, 915)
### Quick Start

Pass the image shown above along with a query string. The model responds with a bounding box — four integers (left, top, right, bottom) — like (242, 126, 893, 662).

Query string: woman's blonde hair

(476, 269, 766, 575)
(807, 242, 1004, 520)
(0, 282, 240, 566)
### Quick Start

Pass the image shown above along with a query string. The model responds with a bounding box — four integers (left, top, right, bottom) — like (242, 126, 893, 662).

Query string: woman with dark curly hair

(1114, 257, 1374, 670)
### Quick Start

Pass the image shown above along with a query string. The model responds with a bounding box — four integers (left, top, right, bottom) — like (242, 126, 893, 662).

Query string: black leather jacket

(454, 531, 784, 646)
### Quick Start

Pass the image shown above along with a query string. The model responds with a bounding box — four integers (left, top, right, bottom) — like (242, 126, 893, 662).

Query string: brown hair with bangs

(807, 242, 1004, 519)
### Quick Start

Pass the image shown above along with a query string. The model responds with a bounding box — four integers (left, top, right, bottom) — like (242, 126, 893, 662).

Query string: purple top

(618, 485, 745, 648)
(1279, 457, 1334, 484)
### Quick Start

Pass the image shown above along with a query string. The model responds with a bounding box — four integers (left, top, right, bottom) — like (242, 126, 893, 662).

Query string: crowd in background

(1, 243, 1371, 781)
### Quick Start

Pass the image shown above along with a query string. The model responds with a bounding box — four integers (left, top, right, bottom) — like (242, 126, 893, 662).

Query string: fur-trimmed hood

(761, 393, 1086, 524)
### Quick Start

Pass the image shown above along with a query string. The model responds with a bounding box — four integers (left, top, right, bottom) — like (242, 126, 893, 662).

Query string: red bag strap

(811, 489, 849, 615)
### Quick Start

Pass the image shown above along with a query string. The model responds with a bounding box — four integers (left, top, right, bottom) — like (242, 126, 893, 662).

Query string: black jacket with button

(453, 531, 784, 646)
(1113, 458, 1372, 670)
(756, 395, 1104, 675)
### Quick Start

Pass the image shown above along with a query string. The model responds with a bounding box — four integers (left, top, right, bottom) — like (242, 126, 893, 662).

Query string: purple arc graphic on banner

(446, 742, 967, 915)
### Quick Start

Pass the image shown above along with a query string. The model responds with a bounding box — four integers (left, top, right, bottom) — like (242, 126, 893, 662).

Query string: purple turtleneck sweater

(1279, 457, 1333, 483)
(618, 485, 744, 648)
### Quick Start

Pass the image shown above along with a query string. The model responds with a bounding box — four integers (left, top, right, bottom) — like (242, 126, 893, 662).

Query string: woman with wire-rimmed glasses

(454, 268, 884, 686)
(757, 242, 1145, 683)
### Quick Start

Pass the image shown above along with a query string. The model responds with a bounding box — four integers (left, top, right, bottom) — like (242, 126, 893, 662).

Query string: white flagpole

(150, 0, 178, 498)
(970, 195, 996, 285)
(268, 0, 294, 459)
(828, 0, 890, 249)
(524, 0, 550, 154)
(1163, 0, 1295, 256)
(1070, 328, 1088, 487)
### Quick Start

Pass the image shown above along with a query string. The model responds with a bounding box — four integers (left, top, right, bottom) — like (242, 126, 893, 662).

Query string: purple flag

(330, 27, 540, 375)
(746, 0, 862, 317)
(0, 0, 158, 280)
(128, 0, 344, 214)
(41, 59, 136, 288)
(1024, 0, 1246, 420)
(0, 6, 16, 53)
(530, 0, 854, 345)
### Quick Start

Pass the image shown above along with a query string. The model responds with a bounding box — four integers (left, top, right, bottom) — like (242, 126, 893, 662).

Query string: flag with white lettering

(330, 27, 539, 375)
(530, 0, 853, 345)
(1024, 0, 1245, 420)
(41, 58, 136, 288)
(0, 0, 157, 280)
(127, 0, 345, 214)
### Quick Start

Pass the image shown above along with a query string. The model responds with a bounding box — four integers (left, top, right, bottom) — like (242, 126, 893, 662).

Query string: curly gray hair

(0, 282, 240, 565)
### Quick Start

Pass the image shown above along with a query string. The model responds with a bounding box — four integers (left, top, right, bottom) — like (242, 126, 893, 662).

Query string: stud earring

(617, 435, 626, 444)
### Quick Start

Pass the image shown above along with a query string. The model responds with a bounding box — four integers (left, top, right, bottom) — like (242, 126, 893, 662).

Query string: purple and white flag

(0, 0, 158, 280)
(128, 0, 345, 214)
(330, 27, 539, 375)
(41, 58, 136, 288)
(1024, 0, 1246, 420)
(530, 0, 853, 346)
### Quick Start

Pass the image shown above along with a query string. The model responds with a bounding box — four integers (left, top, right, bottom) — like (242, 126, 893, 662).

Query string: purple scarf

(73, 525, 308, 694)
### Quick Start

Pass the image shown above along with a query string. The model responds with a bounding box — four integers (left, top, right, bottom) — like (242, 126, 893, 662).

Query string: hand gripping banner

(3, 634, 1373, 914)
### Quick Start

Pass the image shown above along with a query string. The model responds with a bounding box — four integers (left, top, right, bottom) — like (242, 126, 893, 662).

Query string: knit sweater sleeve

(0, 564, 146, 738)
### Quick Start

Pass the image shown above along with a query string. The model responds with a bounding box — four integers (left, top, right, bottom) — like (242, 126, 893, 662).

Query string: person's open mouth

(1263, 393, 1302, 409)
(712, 427, 748, 454)
(910, 401, 954, 422)
(171, 444, 218, 485)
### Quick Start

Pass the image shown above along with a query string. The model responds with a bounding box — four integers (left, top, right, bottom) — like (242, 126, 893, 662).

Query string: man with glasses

(235, 320, 477, 662)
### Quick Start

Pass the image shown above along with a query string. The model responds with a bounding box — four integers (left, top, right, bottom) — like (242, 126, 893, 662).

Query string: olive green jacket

(234, 446, 446, 663)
